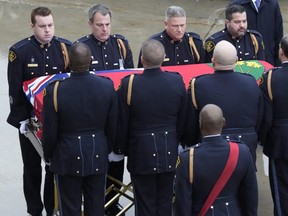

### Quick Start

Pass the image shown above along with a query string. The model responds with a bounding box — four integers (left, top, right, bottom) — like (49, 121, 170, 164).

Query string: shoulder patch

(9, 50, 17, 62)
(205, 40, 215, 52)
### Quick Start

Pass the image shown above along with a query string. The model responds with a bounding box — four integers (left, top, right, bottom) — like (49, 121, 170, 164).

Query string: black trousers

(56, 173, 106, 216)
(106, 160, 125, 205)
(131, 172, 175, 216)
(269, 158, 288, 216)
(19, 133, 54, 215)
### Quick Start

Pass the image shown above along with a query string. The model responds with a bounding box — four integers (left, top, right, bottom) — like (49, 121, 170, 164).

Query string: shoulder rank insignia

(205, 41, 215, 53)
(9, 50, 16, 62)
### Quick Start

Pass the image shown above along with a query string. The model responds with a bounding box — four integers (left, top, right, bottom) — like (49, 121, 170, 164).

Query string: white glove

(19, 119, 29, 134)
(108, 151, 124, 162)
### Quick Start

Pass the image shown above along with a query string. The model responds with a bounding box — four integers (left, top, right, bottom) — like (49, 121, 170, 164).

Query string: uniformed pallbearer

(184, 40, 263, 166)
(259, 35, 288, 216)
(175, 104, 258, 216)
(116, 39, 187, 216)
(137, 6, 205, 67)
(205, 4, 265, 63)
(77, 3, 134, 71)
(42, 42, 118, 216)
(6, 7, 71, 216)
(76, 5, 134, 214)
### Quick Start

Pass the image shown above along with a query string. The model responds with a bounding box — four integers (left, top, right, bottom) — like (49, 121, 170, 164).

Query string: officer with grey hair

(137, 5, 205, 67)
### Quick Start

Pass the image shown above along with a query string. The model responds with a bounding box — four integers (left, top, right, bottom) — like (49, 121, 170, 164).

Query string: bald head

(199, 104, 225, 136)
(141, 39, 165, 69)
(69, 42, 92, 72)
(212, 40, 237, 70)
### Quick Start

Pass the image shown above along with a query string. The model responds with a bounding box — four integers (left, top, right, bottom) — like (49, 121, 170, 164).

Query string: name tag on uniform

(92, 61, 98, 64)
(113, 63, 119, 66)
(164, 58, 170, 62)
(184, 60, 189, 62)
(52, 67, 58, 69)
(27, 63, 38, 67)
(245, 53, 250, 56)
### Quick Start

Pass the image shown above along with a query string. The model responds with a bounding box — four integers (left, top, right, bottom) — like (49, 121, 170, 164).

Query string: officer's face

(164, 16, 186, 41)
(89, 12, 111, 42)
(32, 14, 55, 44)
(226, 12, 247, 39)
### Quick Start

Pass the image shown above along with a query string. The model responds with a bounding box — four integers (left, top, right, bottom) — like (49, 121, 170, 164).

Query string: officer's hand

(108, 151, 124, 162)
(19, 119, 29, 134)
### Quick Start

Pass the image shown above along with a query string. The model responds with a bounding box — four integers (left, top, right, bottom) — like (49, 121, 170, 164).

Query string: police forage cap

(213, 40, 237, 70)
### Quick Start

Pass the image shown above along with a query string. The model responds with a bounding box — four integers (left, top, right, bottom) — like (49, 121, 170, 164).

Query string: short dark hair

(141, 39, 165, 68)
(225, 4, 246, 21)
(31, 7, 52, 25)
(280, 35, 288, 57)
(69, 42, 92, 72)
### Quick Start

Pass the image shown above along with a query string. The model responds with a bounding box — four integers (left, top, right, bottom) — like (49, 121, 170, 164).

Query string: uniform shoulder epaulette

(247, 29, 262, 37)
(192, 143, 202, 148)
(98, 74, 113, 81)
(150, 32, 165, 41)
(54, 36, 72, 45)
(11, 37, 32, 50)
(164, 71, 182, 76)
(112, 34, 128, 41)
(209, 29, 226, 40)
(76, 35, 91, 43)
(186, 32, 202, 41)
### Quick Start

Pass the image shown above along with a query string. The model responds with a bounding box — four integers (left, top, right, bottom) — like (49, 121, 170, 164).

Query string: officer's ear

(222, 117, 226, 128)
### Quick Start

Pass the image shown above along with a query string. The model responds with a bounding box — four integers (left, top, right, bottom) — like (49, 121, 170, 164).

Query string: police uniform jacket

(137, 30, 205, 67)
(231, 0, 283, 66)
(259, 63, 288, 159)
(175, 136, 258, 216)
(116, 68, 187, 174)
(42, 71, 118, 176)
(184, 70, 264, 163)
(77, 34, 134, 71)
(7, 35, 72, 128)
(205, 28, 265, 63)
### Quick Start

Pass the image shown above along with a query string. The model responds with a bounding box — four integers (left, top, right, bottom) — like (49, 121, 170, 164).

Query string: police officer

(137, 5, 205, 67)
(230, 0, 283, 66)
(184, 40, 263, 166)
(116, 39, 187, 216)
(7, 7, 71, 216)
(76, 4, 134, 214)
(42, 42, 118, 216)
(259, 35, 288, 216)
(175, 104, 258, 216)
(205, 4, 265, 63)
(77, 4, 134, 71)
